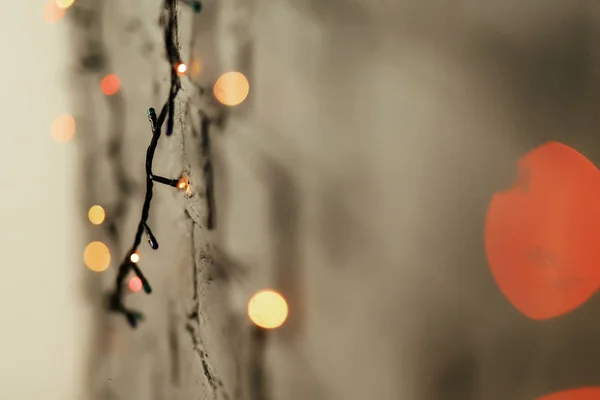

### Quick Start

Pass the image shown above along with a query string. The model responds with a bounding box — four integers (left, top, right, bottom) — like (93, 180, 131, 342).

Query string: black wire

(107, 0, 184, 328)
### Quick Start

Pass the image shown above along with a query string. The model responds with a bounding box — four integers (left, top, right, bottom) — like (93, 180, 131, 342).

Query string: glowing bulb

(177, 176, 189, 190)
(56, 0, 75, 9)
(44, 0, 65, 23)
(213, 71, 250, 106)
(100, 74, 120, 96)
(176, 63, 187, 75)
(247, 289, 288, 329)
(128, 277, 143, 293)
(130, 251, 140, 263)
(51, 114, 75, 143)
(84, 241, 111, 272)
(88, 205, 105, 225)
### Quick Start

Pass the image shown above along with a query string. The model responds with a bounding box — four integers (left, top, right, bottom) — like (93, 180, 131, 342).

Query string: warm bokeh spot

(538, 387, 600, 400)
(247, 289, 288, 329)
(176, 63, 187, 75)
(100, 74, 120, 96)
(88, 205, 105, 225)
(43, 0, 65, 23)
(56, 0, 75, 9)
(190, 58, 202, 78)
(130, 251, 140, 264)
(84, 241, 111, 272)
(51, 114, 75, 143)
(485, 142, 600, 320)
(213, 71, 249, 106)
(128, 277, 142, 293)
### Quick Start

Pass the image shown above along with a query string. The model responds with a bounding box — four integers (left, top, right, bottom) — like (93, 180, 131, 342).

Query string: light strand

(107, 0, 187, 328)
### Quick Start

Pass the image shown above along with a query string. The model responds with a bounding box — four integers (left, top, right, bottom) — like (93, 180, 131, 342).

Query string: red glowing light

(538, 387, 600, 400)
(128, 277, 142, 293)
(485, 142, 600, 320)
(100, 74, 120, 96)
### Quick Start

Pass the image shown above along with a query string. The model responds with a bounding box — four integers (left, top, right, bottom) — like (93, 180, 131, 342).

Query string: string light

(176, 62, 187, 75)
(248, 289, 289, 329)
(128, 277, 143, 293)
(88, 205, 105, 225)
(84, 241, 111, 272)
(130, 251, 140, 263)
(213, 71, 249, 106)
(100, 74, 120, 96)
(107, 0, 187, 328)
(177, 175, 189, 190)
(51, 113, 75, 143)
(56, 0, 75, 10)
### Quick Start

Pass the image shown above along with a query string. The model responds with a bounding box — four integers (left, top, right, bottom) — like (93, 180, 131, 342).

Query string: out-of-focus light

(44, 0, 65, 23)
(176, 63, 187, 75)
(88, 205, 105, 225)
(51, 114, 75, 143)
(213, 71, 250, 106)
(130, 251, 140, 263)
(100, 74, 120, 96)
(247, 289, 288, 329)
(177, 176, 189, 190)
(84, 241, 111, 272)
(128, 277, 143, 293)
(190, 58, 202, 78)
(56, 0, 75, 9)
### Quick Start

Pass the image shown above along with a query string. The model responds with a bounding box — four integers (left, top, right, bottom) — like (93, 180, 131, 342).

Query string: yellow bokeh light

(84, 241, 111, 272)
(51, 114, 75, 143)
(177, 63, 187, 75)
(247, 289, 288, 329)
(190, 58, 202, 78)
(88, 205, 105, 225)
(56, 0, 75, 9)
(213, 71, 249, 106)
(130, 251, 140, 263)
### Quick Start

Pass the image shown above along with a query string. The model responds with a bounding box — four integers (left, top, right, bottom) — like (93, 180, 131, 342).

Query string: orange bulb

(177, 176, 189, 190)
(51, 114, 75, 143)
(128, 277, 143, 293)
(247, 289, 288, 329)
(213, 71, 250, 106)
(100, 74, 120, 96)
(130, 251, 140, 263)
(176, 63, 187, 75)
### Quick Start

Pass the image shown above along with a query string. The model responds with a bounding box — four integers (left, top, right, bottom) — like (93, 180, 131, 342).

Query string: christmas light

(100, 74, 120, 96)
(130, 251, 140, 263)
(88, 205, 105, 225)
(107, 0, 186, 328)
(51, 114, 75, 143)
(84, 241, 111, 272)
(247, 290, 288, 329)
(176, 63, 187, 75)
(213, 71, 249, 106)
(128, 277, 142, 293)
(177, 175, 189, 190)
(56, 0, 75, 10)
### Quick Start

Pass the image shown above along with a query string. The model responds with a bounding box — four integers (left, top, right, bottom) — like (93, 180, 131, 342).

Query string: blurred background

(5, 0, 600, 399)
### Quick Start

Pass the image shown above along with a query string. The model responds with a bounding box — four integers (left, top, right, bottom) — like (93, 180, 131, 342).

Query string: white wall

(0, 1, 90, 399)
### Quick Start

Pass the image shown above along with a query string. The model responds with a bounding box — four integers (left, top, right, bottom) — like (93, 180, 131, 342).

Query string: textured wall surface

(74, 1, 600, 400)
